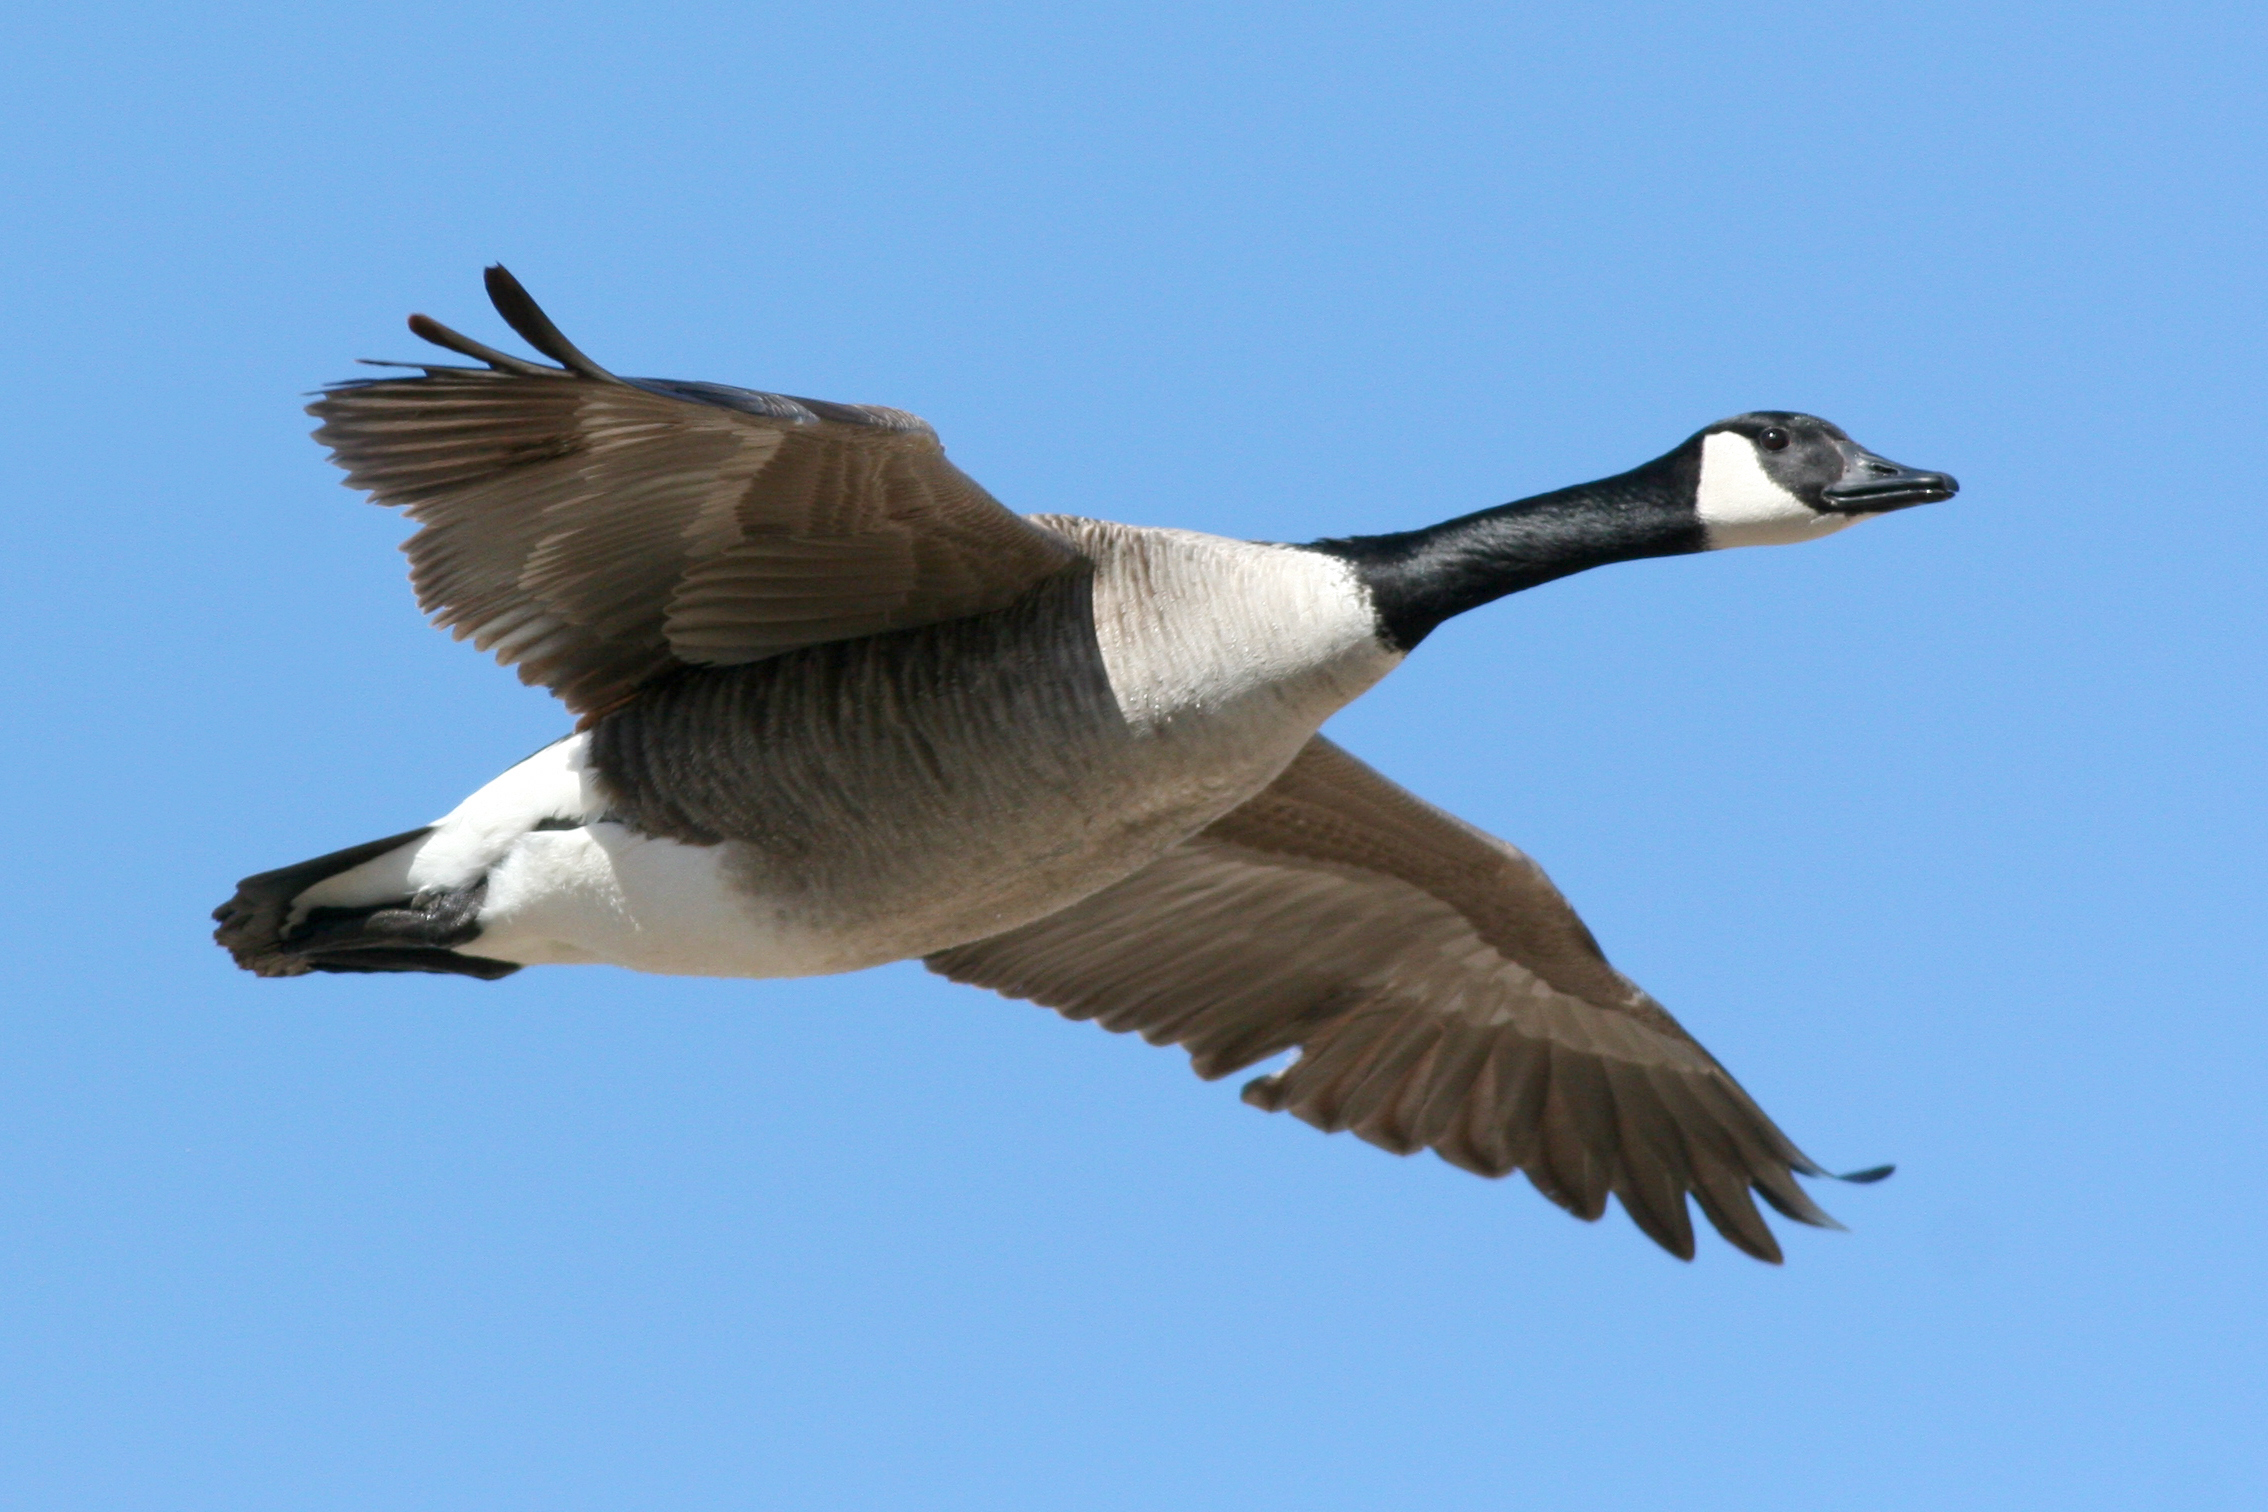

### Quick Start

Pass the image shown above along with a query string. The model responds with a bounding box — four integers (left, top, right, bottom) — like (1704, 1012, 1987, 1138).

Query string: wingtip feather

(481, 265, 620, 383)
(405, 311, 562, 377)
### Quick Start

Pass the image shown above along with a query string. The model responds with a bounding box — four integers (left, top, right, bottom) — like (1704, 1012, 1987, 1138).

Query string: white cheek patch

(1696, 431, 1861, 550)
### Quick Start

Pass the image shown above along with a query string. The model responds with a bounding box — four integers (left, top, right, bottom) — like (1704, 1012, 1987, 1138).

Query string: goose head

(1693, 412, 1959, 550)
(1310, 411, 1959, 651)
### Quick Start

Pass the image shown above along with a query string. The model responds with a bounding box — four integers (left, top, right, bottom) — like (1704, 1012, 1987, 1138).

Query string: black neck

(1307, 447, 1704, 651)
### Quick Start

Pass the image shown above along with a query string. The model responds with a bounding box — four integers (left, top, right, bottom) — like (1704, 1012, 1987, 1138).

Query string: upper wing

(928, 736, 1881, 1262)
(310, 266, 1082, 716)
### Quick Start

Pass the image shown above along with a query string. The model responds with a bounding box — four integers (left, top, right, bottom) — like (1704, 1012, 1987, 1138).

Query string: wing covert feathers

(312, 266, 1081, 714)
(928, 736, 1847, 1263)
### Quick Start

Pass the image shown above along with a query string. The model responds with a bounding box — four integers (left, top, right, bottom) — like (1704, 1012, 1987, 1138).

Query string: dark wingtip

(1832, 1164, 1896, 1185)
(481, 265, 619, 383)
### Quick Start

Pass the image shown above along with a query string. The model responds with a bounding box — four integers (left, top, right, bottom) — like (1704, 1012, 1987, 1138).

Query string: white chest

(1069, 520, 1398, 735)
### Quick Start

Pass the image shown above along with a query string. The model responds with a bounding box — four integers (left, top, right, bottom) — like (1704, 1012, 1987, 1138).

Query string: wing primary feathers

(1540, 1045, 1617, 1220)
(404, 312, 564, 377)
(1832, 1164, 1896, 1184)
(926, 735, 1887, 1260)
(481, 264, 622, 382)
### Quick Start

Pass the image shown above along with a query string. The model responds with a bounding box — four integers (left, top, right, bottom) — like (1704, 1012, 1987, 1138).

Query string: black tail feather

(213, 828, 519, 981)
(294, 946, 522, 981)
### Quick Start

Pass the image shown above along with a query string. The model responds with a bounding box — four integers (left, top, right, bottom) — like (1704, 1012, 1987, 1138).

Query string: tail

(212, 828, 522, 981)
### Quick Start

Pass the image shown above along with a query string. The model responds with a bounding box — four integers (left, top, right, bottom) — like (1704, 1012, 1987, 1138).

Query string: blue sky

(3, 2, 2263, 1507)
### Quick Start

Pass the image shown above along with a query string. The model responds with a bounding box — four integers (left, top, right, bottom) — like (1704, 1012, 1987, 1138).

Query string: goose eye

(1759, 427, 1790, 452)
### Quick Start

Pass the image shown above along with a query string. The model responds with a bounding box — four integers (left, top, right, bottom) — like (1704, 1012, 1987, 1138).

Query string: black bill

(1820, 449, 1960, 514)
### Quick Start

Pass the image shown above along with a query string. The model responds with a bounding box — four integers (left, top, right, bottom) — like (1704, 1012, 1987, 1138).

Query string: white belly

(471, 824, 849, 977)
(289, 737, 854, 977)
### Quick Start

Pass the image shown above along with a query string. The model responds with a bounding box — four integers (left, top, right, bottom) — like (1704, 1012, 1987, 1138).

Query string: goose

(214, 267, 1958, 1262)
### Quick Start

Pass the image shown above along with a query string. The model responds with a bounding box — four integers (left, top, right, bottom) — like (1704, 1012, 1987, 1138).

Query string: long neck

(1308, 447, 1703, 650)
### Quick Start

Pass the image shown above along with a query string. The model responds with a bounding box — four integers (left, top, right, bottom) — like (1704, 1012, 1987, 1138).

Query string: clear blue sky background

(3, 3, 2262, 1508)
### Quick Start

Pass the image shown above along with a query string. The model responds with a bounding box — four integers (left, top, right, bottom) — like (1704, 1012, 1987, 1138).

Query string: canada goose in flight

(215, 267, 1957, 1262)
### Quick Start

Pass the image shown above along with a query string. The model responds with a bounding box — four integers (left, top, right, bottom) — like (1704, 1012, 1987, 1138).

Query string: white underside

(474, 821, 849, 975)
(288, 735, 847, 977)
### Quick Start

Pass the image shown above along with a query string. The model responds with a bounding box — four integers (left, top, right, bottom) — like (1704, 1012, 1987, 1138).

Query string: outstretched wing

(311, 266, 1082, 716)
(929, 736, 1881, 1262)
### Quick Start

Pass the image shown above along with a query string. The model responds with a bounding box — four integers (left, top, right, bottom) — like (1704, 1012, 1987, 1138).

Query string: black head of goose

(215, 267, 1956, 1262)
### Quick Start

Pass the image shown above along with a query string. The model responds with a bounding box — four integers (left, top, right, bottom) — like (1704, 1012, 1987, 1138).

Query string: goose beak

(1820, 450, 1960, 514)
